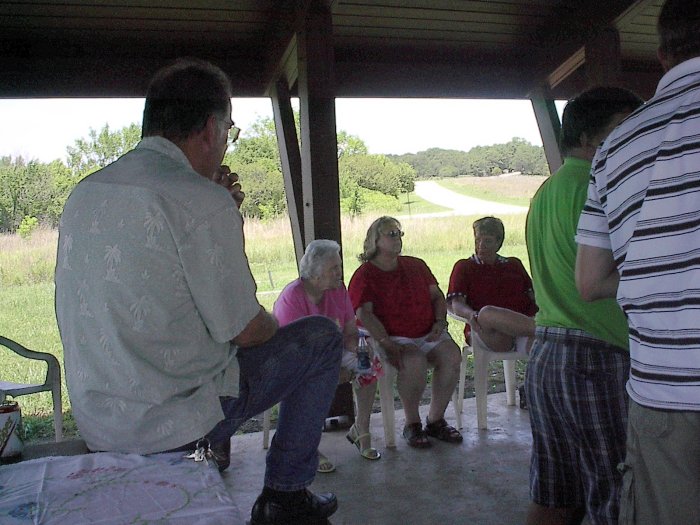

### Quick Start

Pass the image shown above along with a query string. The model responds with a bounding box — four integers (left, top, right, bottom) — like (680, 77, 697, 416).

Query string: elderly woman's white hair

(299, 239, 341, 280)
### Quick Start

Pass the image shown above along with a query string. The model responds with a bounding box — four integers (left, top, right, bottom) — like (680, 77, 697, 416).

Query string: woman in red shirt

(349, 216, 463, 449)
(447, 216, 536, 353)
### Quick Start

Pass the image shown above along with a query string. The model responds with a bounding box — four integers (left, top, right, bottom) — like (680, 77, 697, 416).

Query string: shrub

(18, 216, 39, 239)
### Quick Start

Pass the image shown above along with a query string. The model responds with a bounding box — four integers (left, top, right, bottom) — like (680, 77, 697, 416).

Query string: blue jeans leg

(207, 315, 342, 491)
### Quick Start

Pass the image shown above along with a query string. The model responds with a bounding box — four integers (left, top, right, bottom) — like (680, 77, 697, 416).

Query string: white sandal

(346, 424, 381, 460)
(317, 451, 336, 473)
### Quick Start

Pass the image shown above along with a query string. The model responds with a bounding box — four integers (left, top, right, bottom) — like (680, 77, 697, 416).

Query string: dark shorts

(525, 326, 630, 525)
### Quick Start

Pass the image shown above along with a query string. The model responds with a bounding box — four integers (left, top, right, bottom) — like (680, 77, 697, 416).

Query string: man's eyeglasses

(383, 229, 404, 238)
(218, 116, 241, 146)
(228, 126, 241, 145)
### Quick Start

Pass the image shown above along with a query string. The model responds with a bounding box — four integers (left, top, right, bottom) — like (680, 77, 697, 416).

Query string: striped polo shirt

(576, 56, 700, 411)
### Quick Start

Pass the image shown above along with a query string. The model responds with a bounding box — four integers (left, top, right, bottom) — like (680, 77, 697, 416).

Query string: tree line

(0, 114, 548, 234)
(390, 137, 549, 178)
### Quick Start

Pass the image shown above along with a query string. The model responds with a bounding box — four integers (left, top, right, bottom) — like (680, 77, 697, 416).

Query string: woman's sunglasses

(383, 229, 404, 238)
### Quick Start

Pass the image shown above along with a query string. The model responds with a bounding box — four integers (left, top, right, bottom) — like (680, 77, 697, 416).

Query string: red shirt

(447, 255, 537, 340)
(348, 256, 437, 338)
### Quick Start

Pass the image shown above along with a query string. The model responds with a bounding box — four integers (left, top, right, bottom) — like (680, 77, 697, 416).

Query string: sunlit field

(0, 176, 540, 442)
(440, 174, 546, 207)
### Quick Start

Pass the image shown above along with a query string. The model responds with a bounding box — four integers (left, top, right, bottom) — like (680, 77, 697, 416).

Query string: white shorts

(378, 330, 454, 356)
(472, 330, 530, 354)
(341, 350, 357, 371)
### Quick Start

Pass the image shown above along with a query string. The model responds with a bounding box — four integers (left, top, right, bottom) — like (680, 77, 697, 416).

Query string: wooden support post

(271, 79, 305, 265)
(296, 1, 352, 422)
(531, 89, 563, 174)
(296, 0, 341, 245)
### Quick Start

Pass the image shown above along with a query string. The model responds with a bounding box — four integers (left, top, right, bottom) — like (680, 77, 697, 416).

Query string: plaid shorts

(525, 326, 630, 524)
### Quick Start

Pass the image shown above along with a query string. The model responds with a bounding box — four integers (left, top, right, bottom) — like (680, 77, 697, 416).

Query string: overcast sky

(1, 97, 549, 163)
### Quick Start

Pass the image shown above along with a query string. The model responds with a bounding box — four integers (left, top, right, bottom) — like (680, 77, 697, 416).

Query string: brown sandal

(425, 417, 463, 443)
(402, 422, 432, 448)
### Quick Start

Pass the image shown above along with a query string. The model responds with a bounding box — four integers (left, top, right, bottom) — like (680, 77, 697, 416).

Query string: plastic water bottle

(357, 336, 372, 374)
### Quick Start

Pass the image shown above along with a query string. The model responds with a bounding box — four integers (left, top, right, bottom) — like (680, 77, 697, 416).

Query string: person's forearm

(433, 297, 447, 323)
(343, 323, 360, 352)
(233, 307, 278, 347)
(447, 297, 475, 320)
(576, 245, 619, 301)
(578, 271, 619, 301)
(431, 297, 449, 333)
(357, 309, 392, 346)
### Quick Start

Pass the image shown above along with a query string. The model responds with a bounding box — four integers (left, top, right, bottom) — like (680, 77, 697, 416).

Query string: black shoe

(250, 489, 338, 524)
(211, 439, 231, 472)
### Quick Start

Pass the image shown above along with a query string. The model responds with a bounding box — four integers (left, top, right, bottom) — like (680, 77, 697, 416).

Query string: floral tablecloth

(0, 452, 241, 524)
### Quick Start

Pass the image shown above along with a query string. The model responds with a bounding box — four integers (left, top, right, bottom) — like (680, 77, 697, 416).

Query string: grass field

(439, 174, 546, 207)
(0, 176, 540, 442)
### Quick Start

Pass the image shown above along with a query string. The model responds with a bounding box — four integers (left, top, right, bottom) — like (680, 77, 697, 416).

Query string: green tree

(0, 157, 66, 232)
(337, 131, 368, 159)
(339, 154, 416, 198)
(231, 162, 286, 220)
(391, 139, 549, 178)
(226, 116, 281, 173)
(67, 123, 141, 177)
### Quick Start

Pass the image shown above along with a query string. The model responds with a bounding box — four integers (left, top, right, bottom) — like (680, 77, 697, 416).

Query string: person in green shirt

(524, 87, 643, 525)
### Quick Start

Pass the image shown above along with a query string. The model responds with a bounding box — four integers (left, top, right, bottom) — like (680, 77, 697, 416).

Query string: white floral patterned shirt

(55, 137, 261, 453)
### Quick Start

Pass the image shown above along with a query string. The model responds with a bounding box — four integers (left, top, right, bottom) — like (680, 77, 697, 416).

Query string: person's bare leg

(395, 345, 428, 425)
(525, 503, 585, 525)
(353, 380, 377, 450)
(426, 339, 461, 423)
(473, 306, 535, 353)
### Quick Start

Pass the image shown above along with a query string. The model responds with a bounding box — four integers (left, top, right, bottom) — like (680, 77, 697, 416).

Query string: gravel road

(408, 180, 528, 218)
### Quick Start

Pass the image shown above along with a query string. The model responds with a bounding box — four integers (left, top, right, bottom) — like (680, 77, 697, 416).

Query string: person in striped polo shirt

(576, 1, 700, 523)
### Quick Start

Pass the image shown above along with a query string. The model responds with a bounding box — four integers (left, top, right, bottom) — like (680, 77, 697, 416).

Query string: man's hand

(233, 307, 277, 348)
(212, 165, 245, 209)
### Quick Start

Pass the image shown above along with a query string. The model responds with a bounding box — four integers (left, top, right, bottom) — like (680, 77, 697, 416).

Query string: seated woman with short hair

(447, 216, 537, 353)
(274, 239, 381, 474)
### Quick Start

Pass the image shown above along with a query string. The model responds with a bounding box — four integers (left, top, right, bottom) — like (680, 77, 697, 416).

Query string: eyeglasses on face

(382, 229, 404, 238)
(228, 126, 241, 145)
(217, 115, 241, 145)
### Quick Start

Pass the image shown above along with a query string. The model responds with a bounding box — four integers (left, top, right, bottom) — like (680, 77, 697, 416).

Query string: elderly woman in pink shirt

(274, 239, 381, 473)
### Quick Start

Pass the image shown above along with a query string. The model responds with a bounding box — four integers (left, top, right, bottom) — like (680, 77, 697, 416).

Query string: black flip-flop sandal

(402, 422, 432, 448)
(425, 417, 463, 443)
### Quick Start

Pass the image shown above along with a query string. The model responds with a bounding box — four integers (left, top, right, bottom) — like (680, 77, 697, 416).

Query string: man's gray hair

(300, 239, 341, 280)
(142, 57, 232, 141)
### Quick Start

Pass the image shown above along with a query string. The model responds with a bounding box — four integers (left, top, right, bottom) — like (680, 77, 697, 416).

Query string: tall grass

(1, 178, 537, 442)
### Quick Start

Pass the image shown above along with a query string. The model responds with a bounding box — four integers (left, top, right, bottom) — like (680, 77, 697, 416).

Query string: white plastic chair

(261, 331, 467, 449)
(448, 312, 528, 430)
(0, 335, 63, 441)
(364, 330, 466, 447)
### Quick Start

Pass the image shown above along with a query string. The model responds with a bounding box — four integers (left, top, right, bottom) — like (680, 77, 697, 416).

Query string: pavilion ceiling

(0, 0, 664, 100)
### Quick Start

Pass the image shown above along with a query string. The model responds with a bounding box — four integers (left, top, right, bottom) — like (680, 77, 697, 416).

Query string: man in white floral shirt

(55, 58, 342, 525)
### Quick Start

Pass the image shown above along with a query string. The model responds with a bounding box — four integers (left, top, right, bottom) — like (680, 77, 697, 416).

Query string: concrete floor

(226, 391, 532, 525)
(21, 392, 533, 525)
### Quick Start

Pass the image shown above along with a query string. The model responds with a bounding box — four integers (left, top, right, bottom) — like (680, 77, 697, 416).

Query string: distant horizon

(1, 98, 560, 163)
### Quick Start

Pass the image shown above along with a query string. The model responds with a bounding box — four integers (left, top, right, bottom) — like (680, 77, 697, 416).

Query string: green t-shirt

(525, 156, 628, 350)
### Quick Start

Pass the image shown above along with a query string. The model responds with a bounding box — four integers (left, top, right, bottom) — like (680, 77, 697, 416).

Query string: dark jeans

(208, 315, 342, 491)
